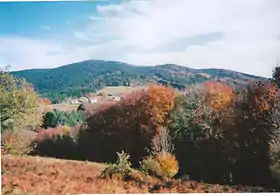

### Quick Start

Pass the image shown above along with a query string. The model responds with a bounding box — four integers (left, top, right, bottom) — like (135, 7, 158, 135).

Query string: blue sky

(0, 0, 279, 77)
(0, 1, 112, 41)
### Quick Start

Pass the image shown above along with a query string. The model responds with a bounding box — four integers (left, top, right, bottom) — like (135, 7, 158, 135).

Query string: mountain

(12, 60, 263, 102)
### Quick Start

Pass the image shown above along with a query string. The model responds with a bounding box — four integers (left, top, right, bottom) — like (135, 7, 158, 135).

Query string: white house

(114, 97, 121, 101)
(78, 97, 88, 103)
(89, 98, 98, 103)
(107, 96, 121, 101)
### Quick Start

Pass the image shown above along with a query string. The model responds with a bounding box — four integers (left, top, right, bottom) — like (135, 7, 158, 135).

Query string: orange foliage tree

(195, 81, 235, 138)
(145, 85, 175, 127)
(203, 81, 234, 111)
(247, 81, 278, 114)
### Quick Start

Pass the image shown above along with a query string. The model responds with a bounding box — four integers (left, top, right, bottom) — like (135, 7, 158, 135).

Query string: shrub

(140, 156, 163, 178)
(101, 151, 132, 180)
(140, 152, 179, 179)
(32, 125, 78, 159)
(156, 152, 179, 179)
(1, 130, 34, 155)
(35, 125, 67, 142)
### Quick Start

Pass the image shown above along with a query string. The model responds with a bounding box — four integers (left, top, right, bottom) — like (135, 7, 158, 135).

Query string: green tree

(272, 64, 280, 88)
(42, 109, 85, 128)
(55, 110, 69, 126)
(0, 70, 41, 132)
(42, 111, 58, 128)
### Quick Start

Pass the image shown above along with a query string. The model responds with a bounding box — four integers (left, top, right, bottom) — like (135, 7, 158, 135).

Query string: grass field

(97, 86, 147, 96)
(1, 155, 268, 194)
(39, 104, 79, 113)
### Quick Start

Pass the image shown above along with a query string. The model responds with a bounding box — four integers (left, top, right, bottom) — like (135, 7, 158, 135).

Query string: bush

(1, 130, 34, 155)
(140, 156, 163, 178)
(31, 125, 78, 159)
(140, 152, 179, 179)
(101, 151, 132, 180)
(156, 152, 179, 179)
(35, 125, 71, 142)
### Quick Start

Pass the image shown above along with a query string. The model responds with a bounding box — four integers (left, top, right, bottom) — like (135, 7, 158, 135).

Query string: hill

(12, 60, 263, 102)
(1, 155, 268, 194)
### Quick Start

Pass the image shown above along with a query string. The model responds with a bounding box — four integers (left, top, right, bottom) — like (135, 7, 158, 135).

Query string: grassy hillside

(12, 60, 263, 102)
(1, 155, 268, 194)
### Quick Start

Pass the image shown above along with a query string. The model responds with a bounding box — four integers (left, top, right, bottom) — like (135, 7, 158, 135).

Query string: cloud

(40, 25, 51, 30)
(0, 37, 128, 70)
(0, 37, 93, 70)
(88, 16, 103, 21)
(1, 0, 280, 77)
(76, 0, 280, 77)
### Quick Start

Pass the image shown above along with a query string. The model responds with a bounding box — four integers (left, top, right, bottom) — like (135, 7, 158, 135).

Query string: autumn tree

(150, 126, 174, 156)
(200, 81, 234, 138)
(203, 81, 234, 111)
(169, 81, 234, 140)
(222, 80, 280, 186)
(0, 71, 41, 132)
(168, 82, 235, 183)
(77, 84, 175, 165)
(145, 85, 175, 127)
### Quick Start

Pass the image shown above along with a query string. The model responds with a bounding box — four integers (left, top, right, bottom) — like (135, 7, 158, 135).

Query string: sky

(0, 0, 279, 77)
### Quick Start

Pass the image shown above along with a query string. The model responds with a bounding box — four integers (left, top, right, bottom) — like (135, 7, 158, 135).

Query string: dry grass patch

(1, 155, 154, 194)
(1, 155, 269, 194)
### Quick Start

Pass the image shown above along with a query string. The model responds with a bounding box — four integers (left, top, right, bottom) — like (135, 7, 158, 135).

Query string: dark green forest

(12, 60, 262, 103)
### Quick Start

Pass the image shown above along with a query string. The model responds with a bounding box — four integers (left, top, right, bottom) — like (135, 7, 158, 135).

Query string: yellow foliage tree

(0, 71, 41, 131)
